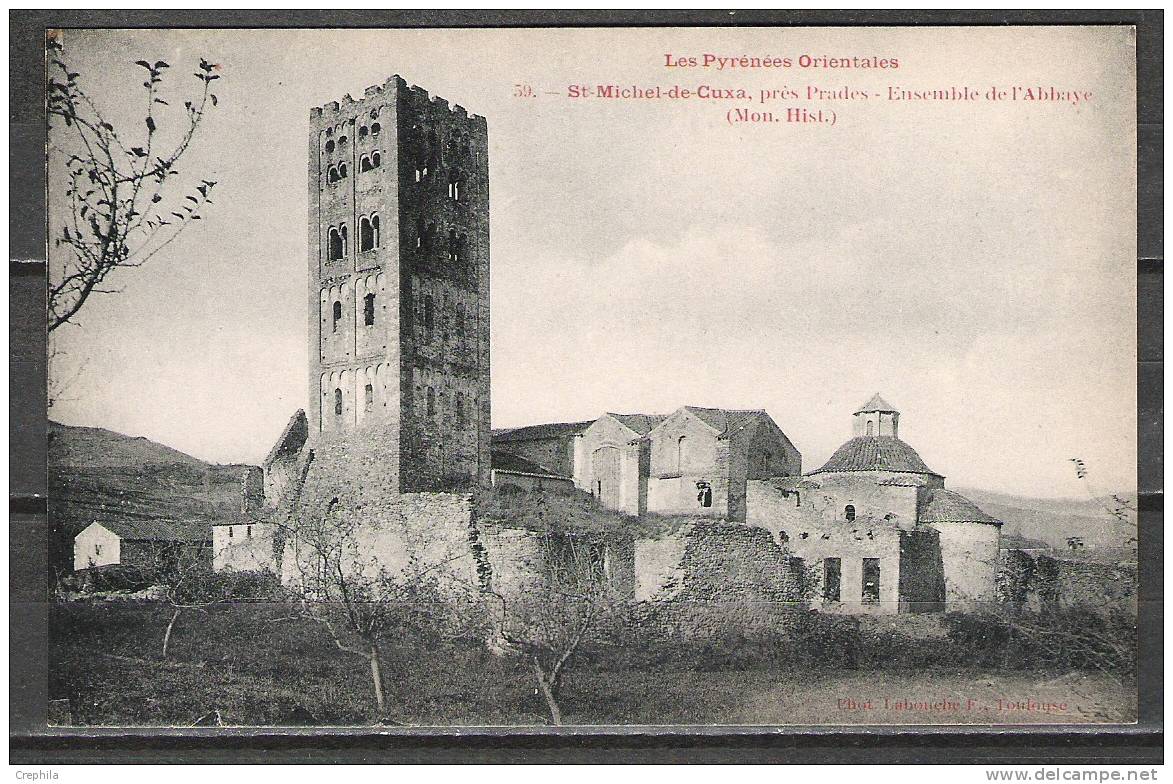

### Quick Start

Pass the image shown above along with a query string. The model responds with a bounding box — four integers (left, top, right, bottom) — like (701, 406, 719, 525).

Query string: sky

(48, 26, 1137, 498)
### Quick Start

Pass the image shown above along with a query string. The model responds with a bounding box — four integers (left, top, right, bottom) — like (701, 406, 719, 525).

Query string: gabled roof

(607, 413, 667, 435)
(492, 420, 594, 443)
(679, 407, 766, 438)
(88, 519, 212, 543)
(855, 393, 899, 414)
(263, 409, 309, 467)
(490, 449, 567, 478)
(919, 489, 1001, 526)
(811, 436, 941, 476)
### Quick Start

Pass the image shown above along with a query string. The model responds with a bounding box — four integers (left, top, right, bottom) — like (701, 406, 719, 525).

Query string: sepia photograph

(30, 20, 1144, 738)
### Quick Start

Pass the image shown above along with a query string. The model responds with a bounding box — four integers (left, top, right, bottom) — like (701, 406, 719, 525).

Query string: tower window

(845, 504, 856, 522)
(867, 420, 874, 436)
(360, 154, 372, 172)
(363, 293, 376, 326)
(448, 229, 461, 263)
(338, 135, 347, 147)
(328, 227, 343, 260)
(360, 215, 378, 252)
(364, 383, 374, 412)
(371, 122, 381, 135)
(325, 139, 335, 154)
(359, 125, 368, 139)
(372, 150, 381, 168)
(426, 386, 436, 418)
(332, 300, 342, 332)
(334, 388, 343, 416)
(448, 170, 464, 201)
(338, 162, 347, 179)
(455, 392, 466, 427)
(327, 166, 339, 184)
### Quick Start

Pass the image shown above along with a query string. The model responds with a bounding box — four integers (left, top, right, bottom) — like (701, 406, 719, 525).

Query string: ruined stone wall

(489, 470, 575, 494)
(634, 521, 806, 638)
(996, 549, 1137, 614)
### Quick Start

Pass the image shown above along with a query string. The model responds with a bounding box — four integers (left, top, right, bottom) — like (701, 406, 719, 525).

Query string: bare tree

(493, 531, 629, 725)
(281, 496, 487, 721)
(112, 537, 242, 659)
(46, 34, 220, 333)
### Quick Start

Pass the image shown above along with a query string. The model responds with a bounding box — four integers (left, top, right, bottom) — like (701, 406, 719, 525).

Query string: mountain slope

(955, 486, 1137, 551)
(48, 421, 255, 576)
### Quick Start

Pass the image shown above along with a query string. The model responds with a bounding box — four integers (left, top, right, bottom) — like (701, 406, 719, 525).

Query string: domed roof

(919, 488, 1001, 526)
(811, 435, 940, 476)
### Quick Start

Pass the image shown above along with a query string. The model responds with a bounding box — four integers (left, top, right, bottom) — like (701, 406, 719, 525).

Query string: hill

(955, 486, 1138, 552)
(48, 422, 255, 577)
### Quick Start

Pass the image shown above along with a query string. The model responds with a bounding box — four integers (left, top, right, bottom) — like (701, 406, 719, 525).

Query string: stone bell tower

(307, 75, 491, 491)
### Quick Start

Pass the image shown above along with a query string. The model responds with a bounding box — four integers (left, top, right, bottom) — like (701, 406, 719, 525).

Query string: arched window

(360, 155, 372, 172)
(332, 300, 342, 332)
(448, 229, 459, 263)
(866, 421, 874, 436)
(334, 388, 343, 416)
(845, 504, 856, 522)
(325, 139, 335, 154)
(372, 150, 381, 168)
(676, 435, 687, 470)
(423, 294, 434, 330)
(455, 392, 466, 427)
(328, 166, 339, 184)
(360, 216, 374, 252)
(372, 215, 380, 248)
(340, 224, 348, 256)
(426, 386, 435, 417)
(448, 170, 463, 201)
(371, 122, 381, 135)
(328, 227, 344, 260)
(359, 125, 368, 139)
(338, 135, 348, 147)
(363, 292, 375, 326)
(364, 383, 374, 412)
(338, 162, 348, 179)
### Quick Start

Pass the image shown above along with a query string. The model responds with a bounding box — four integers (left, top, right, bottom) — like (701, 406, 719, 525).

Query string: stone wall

(929, 519, 1000, 608)
(997, 549, 1138, 614)
(633, 521, 806, 638)
(213, 522, 280, 574)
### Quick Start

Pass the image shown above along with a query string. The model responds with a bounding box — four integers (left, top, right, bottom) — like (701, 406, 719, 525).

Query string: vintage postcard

(43, 24, 1138, 729)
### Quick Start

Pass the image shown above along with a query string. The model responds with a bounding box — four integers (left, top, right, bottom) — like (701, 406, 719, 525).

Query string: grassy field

(50, 602, 1136, 727)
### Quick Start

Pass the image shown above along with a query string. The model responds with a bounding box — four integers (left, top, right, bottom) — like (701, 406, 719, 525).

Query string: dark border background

(9, 8, 1163, 764)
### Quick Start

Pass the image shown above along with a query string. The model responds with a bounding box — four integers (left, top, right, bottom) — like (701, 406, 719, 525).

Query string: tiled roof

(919, 489, 1001, 526)
(490, 450, 567, 478)
(92, 519, 212, 543)
(263, 409, 308, 467)
(681, 407, 765, 437)
(855, 393, 899, 414)
(492, 420, 594, 443)
(811, 436, 940, 476)
(608, 413, 668, 435)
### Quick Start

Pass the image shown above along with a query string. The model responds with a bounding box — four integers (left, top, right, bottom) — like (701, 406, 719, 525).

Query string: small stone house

(489, 449, 576, 493)
(73, 519, 212, 573)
